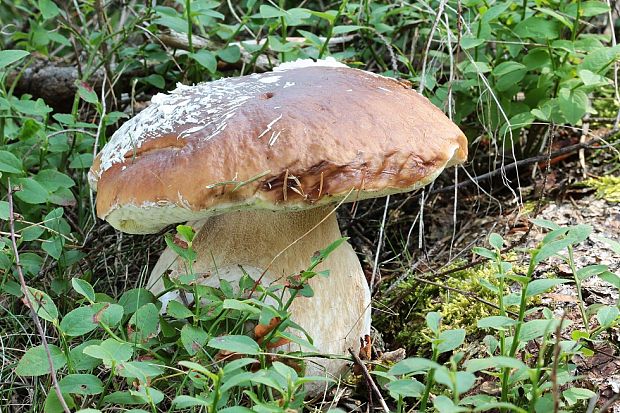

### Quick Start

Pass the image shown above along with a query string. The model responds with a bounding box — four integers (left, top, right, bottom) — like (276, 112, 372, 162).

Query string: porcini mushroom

(89, 58, 467, 387)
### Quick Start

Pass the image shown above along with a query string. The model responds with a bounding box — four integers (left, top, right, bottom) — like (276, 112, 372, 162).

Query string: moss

(580, 176, 620, 203)
(375, 262, 502, 354)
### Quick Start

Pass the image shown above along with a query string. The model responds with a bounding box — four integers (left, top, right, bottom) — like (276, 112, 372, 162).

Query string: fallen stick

(7, 179, 70, 413)
(348, 347, 390, 413)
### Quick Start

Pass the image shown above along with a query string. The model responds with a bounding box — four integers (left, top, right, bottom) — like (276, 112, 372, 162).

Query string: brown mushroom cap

(89, 59, 467, 234)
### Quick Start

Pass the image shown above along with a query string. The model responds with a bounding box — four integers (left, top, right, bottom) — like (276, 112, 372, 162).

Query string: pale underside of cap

(90, 58, 468, 234)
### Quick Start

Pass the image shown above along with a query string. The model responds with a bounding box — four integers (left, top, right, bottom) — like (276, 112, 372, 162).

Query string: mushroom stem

(148, 206, 371, 382)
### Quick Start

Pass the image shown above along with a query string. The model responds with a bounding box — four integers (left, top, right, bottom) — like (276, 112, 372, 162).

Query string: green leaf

(558, 88, 589, 124)
(460, 35, 485, 50)
(15, 178, 49, 204)
(38, 0, 60, 19)
(465, 356, 527, 372)
(142, 74, 165, 89)
(35, 170, 75, 191)
(575, 264, 608, 281)
(596, 306, 619, 327)
(435, 369, 476, 395)
(0, 201, 10, 220)
(563, 387, 596, 405)
(128, 303, 159, 343)
(257, 4, 286, 18)
(514, 17, 560, 39)
(190, 50, 217, 73)
(208, 335, 261, 355)
(166, 300, 194, 319)
(83, 339, 133, 365)
(437, 329, 466, 353)
(426, 311, 441, 334)
(76, 82, 99, 104)
(569, 1, 610, 17)
(172, 395, 210, 408)
(59, 374, 103, 395)
(44, 392, 75, 413)
(0, 50, 29, 69)
(15, 344, 66, 376)
(69, 340, 102, 371)
(116, 361, 164, 382)
(477, 316, 518, 330)
(434, 395, 468, 413)
(26, 287, 58, 322)
(525, 279, 570, 297)
(72, 278, 95, 302)
(217, 45, 241, 63)
(60, 306, 99, 336)
(69, 153, 93, 169)
(489, 233, 504, 250)
(0, 150, 24, 173)
(388, 357, 441, 375)
(181, 324, 209, 355)
(44, 208, 71, 234)
(119, 288, 155, 314)
(493, 62, 527, 91)
(473, 247, 497, 260)
(332, 25, 363, 35)
(386, 378, 425, 398)
(578, 69, 609, 87)
(518, 319, 568, 342)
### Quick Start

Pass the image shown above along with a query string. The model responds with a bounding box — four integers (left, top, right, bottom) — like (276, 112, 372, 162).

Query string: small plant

(13, 225, 344, 412)
(374, 221, 619, 412)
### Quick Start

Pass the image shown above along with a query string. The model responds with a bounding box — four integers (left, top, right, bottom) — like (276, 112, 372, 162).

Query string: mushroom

(89, 58, 467, 387)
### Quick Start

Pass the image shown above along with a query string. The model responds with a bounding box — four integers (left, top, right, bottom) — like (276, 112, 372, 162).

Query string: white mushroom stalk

(148, 207, 371, 382)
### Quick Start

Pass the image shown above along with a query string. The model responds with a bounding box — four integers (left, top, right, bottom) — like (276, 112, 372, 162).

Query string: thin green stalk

(185, 0, 193, 52)
(509, 258, 537, 358)
(419, 348, 439, 411)
(568, 246, 590, 334)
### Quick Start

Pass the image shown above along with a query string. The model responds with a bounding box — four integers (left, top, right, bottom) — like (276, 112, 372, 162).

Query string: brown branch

(348, 347, 390, 413)
(7, 180, 70, 413)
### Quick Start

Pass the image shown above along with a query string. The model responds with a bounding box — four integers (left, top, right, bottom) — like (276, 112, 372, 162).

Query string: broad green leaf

(166, 300, 194, 319)
(558, 88, 589, 124)
(0, 50, 29, 69)
(128, 303, 159, 343)
(116, 361, 164, 382)
(190, 50, 217, 73)
(26, 287, 58, 322)
(426, 311, 441, 334)
(72, 278, 95, 302)
(460, 35, 485, 50)
(208, 335, 260, 355)
(83, 339, 133, 365)
(465, 356, 527, 372)
(38, 0, 60, 19)
(437, 329, 466, 353)
(172, 395, 210, 408)
(60, 306, 99, 336)
(217, 45, 241, 63)
(0, 150, 24, 173)
(35, 170, 75, 192)
(493, 62, 526, 91)
(15, 344, 66, 376)
(15, 178, 49, 204)
(0, 201, 10, 220)
(69, 340, 102, 371)
(596, 306, 619, 327)
(59, 374, 103, 395)
(386, 378, 425, 398)
(477, 316, 518, 330)
(514, 17, 560, 39)
(525, 279, 570, 297)
(489, 233, 504, 249)
(181, 324, 209, 355)
(388, 357, 441, 375)
(119, 288, 155, 314)
(563, 387, 596, 405)
(44, 392, 75, 413)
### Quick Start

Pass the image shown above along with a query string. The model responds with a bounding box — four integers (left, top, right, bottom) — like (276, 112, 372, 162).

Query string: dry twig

(348, 347, 390, 413)
(7, 180, 70, 413)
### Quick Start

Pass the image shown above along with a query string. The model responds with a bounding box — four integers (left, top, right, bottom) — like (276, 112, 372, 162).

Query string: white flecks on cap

(273, 57, 347, 72)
